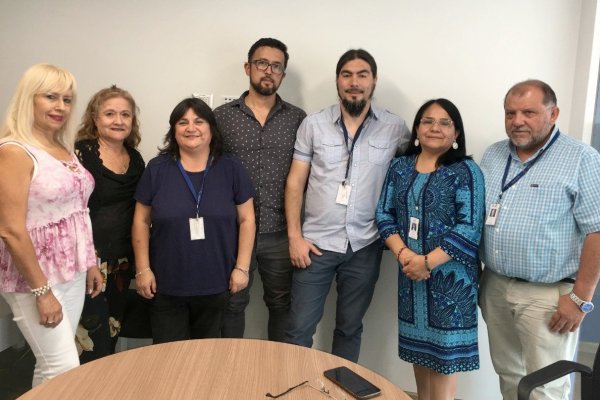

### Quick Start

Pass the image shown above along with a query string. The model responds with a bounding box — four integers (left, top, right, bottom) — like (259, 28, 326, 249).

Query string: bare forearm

(426, 248, 452, 270)
(236, 219, 255, 269)
(384, 234, 407, 256)
(285, 161, 310, 240)
(131, 221, 151, 273)
(285, 187, 303, 239)
(574, 232, 600, 300)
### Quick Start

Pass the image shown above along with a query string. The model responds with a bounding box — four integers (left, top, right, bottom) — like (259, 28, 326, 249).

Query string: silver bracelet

(135, 267, 151, 277)
(234, 267, 249, 277)
(31, 282, 52, 297)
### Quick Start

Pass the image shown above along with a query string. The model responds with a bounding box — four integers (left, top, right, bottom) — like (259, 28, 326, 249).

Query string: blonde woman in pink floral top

(0, 64, 102, 387)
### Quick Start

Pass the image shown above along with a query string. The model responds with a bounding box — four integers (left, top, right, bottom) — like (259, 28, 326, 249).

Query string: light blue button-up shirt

(293, 104, 410, 253)
(480, 127, 600, 282)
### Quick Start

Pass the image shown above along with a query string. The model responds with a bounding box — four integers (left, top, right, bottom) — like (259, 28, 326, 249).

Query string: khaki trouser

(480, 268, 579, 400)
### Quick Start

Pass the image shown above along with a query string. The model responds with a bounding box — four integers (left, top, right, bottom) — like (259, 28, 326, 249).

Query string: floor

(0, 345, 33, 400)
(0, 342, 597, 400)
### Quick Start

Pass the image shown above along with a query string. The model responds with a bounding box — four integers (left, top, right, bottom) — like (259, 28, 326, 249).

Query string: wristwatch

(569, 291, 594, 313)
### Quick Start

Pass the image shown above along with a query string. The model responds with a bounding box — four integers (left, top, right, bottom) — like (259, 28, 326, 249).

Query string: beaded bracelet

(31, 282, 52, 297)
(396, 247, 407, 262)
(234, 267, 249, 277)
(424, 255, 432, 272)
(135, 267, 151, 278)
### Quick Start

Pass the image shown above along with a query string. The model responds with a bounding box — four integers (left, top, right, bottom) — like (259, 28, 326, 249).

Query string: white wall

(1, 1, 597, 398)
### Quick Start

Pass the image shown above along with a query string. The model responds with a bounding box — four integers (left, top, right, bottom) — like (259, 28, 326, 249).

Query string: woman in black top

(75, 86, 145, 361)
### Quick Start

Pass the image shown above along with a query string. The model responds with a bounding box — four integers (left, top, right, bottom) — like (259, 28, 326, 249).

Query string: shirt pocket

(524, 185, 570, 224)
(322, 140, 345, 164)
(368, 139, 391, 165)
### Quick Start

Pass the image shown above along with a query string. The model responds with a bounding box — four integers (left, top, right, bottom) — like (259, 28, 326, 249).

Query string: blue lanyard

(177, 156, 212, 217)
(500, 131, 559, 199)
(339, 109, 370, 183)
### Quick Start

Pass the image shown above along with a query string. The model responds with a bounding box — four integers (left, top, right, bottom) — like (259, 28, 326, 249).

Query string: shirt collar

(235, 91, 286, 113)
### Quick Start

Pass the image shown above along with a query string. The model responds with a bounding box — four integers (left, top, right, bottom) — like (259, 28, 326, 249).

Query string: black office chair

(517, 345, 600, 400)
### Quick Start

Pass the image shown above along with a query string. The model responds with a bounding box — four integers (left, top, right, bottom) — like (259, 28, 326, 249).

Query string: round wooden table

(18, 338, 410, 399)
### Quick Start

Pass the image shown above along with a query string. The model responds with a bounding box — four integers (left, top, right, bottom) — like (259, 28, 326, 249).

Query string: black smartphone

(323, 366, 382, 399)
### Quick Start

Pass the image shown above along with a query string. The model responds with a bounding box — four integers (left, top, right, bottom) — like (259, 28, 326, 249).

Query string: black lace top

(75, 139, 145, 264)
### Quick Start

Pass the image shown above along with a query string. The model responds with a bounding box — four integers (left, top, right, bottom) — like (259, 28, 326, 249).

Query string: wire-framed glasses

(420, 117, 454, 128)
(265, 379, 347, 399)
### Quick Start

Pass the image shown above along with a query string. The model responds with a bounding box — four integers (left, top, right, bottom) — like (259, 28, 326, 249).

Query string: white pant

(1, 271, 86, 386)
(480, 268, 578, 400)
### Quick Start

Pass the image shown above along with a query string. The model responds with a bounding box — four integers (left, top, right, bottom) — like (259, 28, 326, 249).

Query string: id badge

(189, 217, 205, 240)
(485, 203, 500, 226)
(408, 217, 419, 240)
(336, 182, 352, 205)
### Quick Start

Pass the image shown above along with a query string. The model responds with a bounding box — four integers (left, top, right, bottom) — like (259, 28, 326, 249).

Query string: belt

(514, 277, 575, 284)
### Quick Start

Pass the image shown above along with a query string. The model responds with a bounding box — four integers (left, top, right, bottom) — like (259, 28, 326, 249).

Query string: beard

(508, 124, 552, 152)
(337, 82, 375, 117)
(341, 98, 367, 117)
(251, 78, 278, 96)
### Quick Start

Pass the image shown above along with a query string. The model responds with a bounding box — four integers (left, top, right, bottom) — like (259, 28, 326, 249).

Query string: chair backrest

(581, 344, 600, 400)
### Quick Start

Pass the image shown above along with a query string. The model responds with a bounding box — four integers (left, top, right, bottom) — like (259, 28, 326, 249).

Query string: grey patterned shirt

(214, 92, 306, 233)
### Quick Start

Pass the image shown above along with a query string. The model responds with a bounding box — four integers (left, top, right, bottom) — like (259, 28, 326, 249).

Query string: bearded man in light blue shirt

(480, 79, 600, 400)
(284, 49, 410, 362)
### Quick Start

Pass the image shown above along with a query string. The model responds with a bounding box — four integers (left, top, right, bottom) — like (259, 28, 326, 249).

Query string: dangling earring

(414, 138, 420, 147)
(452, 141, 458, 150)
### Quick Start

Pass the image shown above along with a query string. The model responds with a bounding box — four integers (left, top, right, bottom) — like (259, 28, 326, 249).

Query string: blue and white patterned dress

(376, 155, 485, 374)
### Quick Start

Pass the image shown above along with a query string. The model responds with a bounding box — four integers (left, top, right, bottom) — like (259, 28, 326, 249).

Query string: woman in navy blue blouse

(376, 99, 485, 400)
(132, 98, 255, 343)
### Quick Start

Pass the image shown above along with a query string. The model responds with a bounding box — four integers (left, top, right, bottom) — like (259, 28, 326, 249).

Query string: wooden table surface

(18, 338, 410, 399)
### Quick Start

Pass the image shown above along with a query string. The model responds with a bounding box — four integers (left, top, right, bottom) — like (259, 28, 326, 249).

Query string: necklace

(410, 175, 427, 211)
(410, 155, 435, 211)
(99, 143, 129, 174)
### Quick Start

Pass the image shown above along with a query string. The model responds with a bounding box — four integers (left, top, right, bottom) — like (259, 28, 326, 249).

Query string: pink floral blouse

(0, 141, 96, 292)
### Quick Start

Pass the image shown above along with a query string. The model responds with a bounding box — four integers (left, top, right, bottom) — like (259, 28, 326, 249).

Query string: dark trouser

(221, 231, 293, 342)
(285, 240, 382, 362)
(151, 291, 229, 344)
(79, 262, 132, 364)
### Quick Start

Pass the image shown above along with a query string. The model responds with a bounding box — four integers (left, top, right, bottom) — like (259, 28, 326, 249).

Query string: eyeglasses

(251, 59, 285, 74)
(420, 117, 454, 128)
(266, 379, 346, 399)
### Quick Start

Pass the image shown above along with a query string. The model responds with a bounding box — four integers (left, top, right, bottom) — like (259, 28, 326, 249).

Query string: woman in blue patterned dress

(376, 98, 485, 400)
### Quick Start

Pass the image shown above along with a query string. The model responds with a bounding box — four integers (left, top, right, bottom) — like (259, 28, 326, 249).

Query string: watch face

(581, 303, 594, 313)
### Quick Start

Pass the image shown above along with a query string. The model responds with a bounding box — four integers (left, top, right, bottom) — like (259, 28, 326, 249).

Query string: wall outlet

(222, 95, 238, 104)
(192, 93, 213, 108)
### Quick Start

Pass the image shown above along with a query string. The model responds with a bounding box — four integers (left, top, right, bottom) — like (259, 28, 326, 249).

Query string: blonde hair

(0, 63, 78, 151)
(77, 85, 141, 148)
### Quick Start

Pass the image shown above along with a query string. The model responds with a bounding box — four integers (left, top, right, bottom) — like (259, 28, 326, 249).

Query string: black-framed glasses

(420, 117, 454, 128)
(251, 59, 285, 74)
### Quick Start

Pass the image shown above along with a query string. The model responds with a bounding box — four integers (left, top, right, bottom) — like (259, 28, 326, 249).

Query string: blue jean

(285, 240, 382, 362)
(221, 231, 293, 341)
